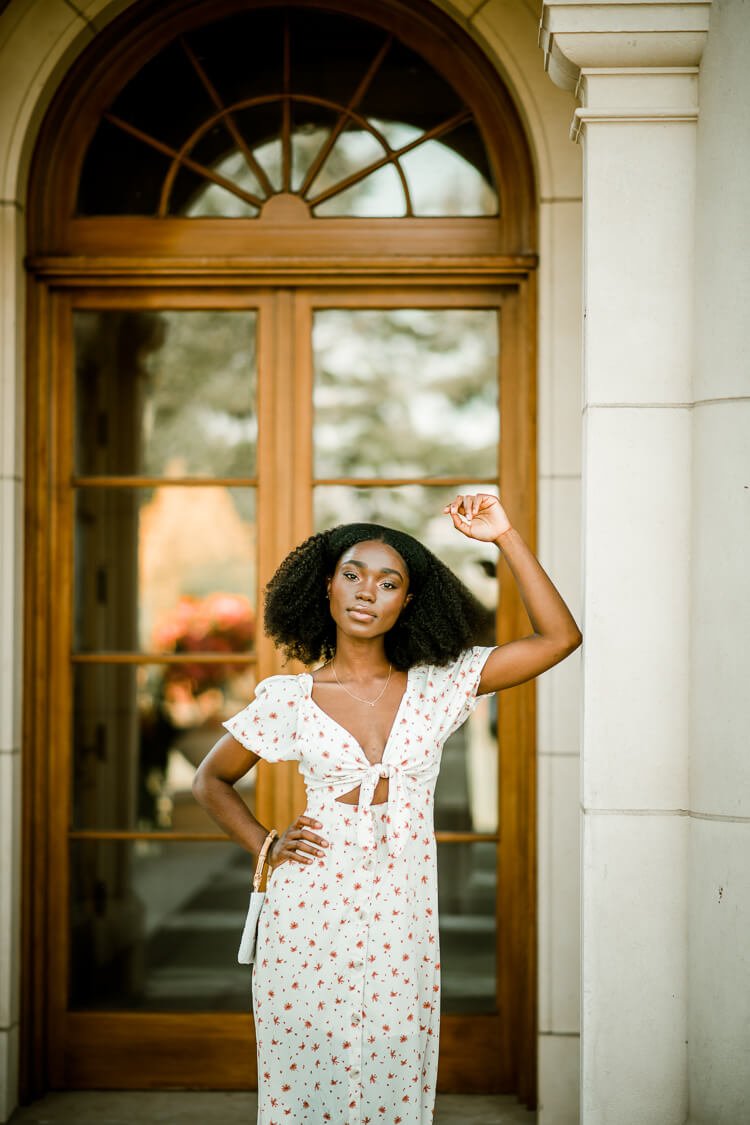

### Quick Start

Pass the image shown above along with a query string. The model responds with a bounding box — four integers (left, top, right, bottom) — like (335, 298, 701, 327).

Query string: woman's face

(327, 539, 412, 640)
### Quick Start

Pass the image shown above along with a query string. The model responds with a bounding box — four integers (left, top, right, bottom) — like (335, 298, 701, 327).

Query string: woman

(193, 493, 581, 1124)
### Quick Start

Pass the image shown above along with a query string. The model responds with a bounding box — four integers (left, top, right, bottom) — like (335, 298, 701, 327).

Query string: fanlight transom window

(77, 6, 499, 219)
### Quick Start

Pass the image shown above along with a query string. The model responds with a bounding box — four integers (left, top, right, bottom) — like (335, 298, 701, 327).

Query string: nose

(356, 585, 375, 602)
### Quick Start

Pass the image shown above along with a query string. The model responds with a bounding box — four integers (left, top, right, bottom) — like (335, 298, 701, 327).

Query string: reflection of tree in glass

(311, 306, 499, 597)
(75, 309, 256, 481)
(138, 311, 257, 480)
(313, 308, 498, 479)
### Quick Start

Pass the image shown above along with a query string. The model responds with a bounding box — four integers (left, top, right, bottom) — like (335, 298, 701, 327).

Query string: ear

(404, 593, 414, 607)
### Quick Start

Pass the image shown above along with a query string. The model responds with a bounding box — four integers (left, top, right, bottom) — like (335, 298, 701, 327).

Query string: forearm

(192, 773, 271, 855)
(495, 526, 581, 649)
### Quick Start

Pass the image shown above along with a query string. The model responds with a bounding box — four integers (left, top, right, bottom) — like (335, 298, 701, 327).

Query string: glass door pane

(74, 309, 258, 477)
(73, 485, 258, 653)
(70, 307, 262, 1013)
(311, 300, 501, 1015)
(70, 838, 253, 1011)
(312, 307, 498, 480)
(71, 662, 258, 834)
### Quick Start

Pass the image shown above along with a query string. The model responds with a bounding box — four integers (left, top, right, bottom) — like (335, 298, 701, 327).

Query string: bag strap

(253, 829, 279, 891)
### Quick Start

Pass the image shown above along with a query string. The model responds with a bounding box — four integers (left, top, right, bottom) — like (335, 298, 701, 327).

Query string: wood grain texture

(23, 0, 538, 1105)
(24, 282, 537, 1100)
(63, 1013, 257, 1089)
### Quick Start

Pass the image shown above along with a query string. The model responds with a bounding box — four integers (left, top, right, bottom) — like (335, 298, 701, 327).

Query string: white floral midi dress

(223, 645, 494, 1125)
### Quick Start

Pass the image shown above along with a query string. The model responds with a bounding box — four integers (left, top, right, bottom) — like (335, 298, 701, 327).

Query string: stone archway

(0, 0, 583, 1117)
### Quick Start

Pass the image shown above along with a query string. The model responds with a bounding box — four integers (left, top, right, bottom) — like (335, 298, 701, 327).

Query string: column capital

(539, 0, 712, 92)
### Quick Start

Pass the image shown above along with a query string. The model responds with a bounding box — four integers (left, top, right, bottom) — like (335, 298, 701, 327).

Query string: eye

(342, 570, 358, 581)
(381, 581, 397, 590)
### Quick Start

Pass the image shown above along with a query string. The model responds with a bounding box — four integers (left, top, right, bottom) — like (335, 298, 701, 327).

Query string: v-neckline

(303, 666, 412, 767)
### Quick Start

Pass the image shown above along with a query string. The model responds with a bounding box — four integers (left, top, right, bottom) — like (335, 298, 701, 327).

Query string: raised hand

(268, 814, 329, 869)
(443, 493, 512, 542)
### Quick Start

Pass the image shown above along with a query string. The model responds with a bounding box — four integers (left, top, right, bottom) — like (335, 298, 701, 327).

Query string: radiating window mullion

(281, 12, 292, 192)
(307, 108, 471, 209)
(298, 34, 393, 198)
(77, 10, 499, 219)
(103, 113, 264, 210)
(178, 36, 274, 199)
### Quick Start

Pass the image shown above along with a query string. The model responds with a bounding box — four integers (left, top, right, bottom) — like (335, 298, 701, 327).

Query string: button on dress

(223, 645, 494, 1125)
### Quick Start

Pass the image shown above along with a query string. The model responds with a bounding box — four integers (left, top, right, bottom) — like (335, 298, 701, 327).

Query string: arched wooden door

(23, 0, 538, 1104)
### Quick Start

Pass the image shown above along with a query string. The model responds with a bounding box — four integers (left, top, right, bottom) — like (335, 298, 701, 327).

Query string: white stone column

(689, 1, 750, 1119)
(539, 3, 709, 1123)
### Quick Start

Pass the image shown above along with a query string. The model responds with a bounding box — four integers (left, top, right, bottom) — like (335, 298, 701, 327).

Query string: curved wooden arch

(149, 92, 422, 217)
(28, 0, 536, 261)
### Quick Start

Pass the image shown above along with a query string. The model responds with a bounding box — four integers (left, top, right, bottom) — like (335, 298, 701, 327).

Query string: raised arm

(444, 493, 582, 693)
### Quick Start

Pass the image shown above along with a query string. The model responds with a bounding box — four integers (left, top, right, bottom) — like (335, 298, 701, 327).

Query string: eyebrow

(341, 558, 405, 580)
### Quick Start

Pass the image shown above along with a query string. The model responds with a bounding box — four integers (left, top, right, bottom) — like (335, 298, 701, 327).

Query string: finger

(445, 494, 471, 535)
(281, 845, 315, 864)
(455, 495, 472, 527)
(449, 498, 470, 534)
(450, 505, 465, 531)
(294, 841, 325, 857)
(297, 816, 323, 829)
(293, 833, 326, 854)
(295, 829, 329, 847)
(289, 851, 315, 864)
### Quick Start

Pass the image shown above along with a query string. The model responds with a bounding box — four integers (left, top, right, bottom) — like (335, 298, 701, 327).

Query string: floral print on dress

(223, 646, 494, 1125)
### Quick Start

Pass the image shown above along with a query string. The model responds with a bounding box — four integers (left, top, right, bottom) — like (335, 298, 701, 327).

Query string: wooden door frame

(291, 282, 538, 1099)
(22, 272, 536, 1103)
(22, 0, 539, 1106)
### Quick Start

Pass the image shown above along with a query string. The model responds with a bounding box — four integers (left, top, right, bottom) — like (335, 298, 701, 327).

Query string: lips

(347, 607, 376, 621)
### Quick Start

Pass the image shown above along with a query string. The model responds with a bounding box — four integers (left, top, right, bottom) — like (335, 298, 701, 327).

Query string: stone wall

(689, 0, 750, 1120)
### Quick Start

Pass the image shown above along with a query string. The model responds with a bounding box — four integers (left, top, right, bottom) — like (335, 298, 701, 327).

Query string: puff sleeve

(222, 674, 303, 763)
(429, 645, 496, 741)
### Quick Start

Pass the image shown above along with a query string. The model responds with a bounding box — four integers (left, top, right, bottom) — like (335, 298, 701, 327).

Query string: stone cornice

(539, 0, 712, 92)
(569, 65, 700, 135)
(570, 105, 698, 141)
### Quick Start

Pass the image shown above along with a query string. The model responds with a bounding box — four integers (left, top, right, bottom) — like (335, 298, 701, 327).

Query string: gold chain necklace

(331, 660, 392, 708)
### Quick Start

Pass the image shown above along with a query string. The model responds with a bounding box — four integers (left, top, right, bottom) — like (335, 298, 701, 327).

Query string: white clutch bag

(238, 829, 278, 965)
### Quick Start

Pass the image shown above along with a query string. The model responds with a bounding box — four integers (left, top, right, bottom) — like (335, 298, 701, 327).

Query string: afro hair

(263, 523, 494, 670)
